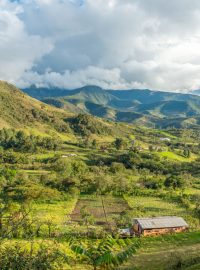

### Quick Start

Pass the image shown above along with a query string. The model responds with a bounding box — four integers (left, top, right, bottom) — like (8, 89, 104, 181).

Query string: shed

(132, 216, 189, 236)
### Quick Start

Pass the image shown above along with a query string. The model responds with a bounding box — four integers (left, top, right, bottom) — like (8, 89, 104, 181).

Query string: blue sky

(1, 0, 200, 91)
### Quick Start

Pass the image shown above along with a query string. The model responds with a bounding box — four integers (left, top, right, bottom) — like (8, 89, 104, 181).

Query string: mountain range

(24, 85, 200, 128)
(1, 80, 200, 131)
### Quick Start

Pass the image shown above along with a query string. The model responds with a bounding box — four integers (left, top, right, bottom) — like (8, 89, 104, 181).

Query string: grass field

(120, 231, 200, 270)
(123, 243, 200, 270)
(157, 151, 197, 162)
(32, 198, 78, 230)
(124, 195, 198, 228)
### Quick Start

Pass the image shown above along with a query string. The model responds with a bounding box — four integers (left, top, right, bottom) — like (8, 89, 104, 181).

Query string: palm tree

(69, 235, 140, 270)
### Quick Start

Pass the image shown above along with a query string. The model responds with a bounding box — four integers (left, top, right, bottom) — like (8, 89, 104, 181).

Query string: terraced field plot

(32, 198, 78, 229)
(70, 195, 130, 228)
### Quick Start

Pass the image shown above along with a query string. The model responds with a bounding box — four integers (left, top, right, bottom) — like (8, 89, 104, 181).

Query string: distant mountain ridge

(189, 89, 200, 96)
(24, 85, 200, 128)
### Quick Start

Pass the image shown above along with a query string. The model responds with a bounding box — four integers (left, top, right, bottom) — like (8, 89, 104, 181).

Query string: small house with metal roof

(132, 216, 189, 236)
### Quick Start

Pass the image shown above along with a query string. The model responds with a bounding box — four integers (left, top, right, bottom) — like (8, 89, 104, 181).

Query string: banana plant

(69, 235, 140, 270)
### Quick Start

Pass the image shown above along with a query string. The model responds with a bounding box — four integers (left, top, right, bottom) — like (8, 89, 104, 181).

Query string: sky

(1, 0, 200, 91)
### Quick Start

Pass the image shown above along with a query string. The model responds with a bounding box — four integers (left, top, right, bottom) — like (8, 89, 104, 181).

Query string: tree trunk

(101, 195, 110, 232)
(48, 225, 51, 238)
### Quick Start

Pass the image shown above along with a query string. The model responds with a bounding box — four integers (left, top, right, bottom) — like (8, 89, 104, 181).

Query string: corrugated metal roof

(133, 216, 188, 229)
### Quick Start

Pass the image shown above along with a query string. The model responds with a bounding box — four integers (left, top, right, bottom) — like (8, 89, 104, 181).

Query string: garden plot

(70, 195, 130, 228)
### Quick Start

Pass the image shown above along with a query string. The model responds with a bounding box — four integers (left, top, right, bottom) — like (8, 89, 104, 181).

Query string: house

(160, 137, 171, 142)
(132, 216, 188, 236)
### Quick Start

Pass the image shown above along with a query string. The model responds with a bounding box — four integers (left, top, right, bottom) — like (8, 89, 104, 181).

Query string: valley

(1, 82, 200, 269)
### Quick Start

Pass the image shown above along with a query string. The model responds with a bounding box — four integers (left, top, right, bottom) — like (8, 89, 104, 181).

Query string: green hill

(0, 81, 72, 132)
(0, 81, 132, 138)
(136, 100, 200, 117)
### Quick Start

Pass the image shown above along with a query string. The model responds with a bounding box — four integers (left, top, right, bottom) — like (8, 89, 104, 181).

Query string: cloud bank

(1, 0, 200, 91)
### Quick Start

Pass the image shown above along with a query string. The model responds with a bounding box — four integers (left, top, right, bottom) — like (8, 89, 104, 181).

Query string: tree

(92, 139, 97, 149)
(194, 203, 200, 225)
(71, 160, 88, 177)
(0, 242, 67, 270)
(53, 158, 72, 176)
(114, 138, 126, 150)
(110, 162, 125, 174)
(70, 236, 140, 270)
(149, 145, 154, 152)
(164, 175, 186, 190)
(183, 148, 190, 158)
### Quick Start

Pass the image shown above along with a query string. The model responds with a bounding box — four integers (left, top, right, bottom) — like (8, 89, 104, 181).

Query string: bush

(0, 243, 67, 270)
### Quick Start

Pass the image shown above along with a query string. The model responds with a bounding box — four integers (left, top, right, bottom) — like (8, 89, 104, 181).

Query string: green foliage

(69, 236, 140, 270)
(114, 138, 126, 150)
(109, 162, 125, 174)
(0, 129, 61, 152)
(183, 148, 191, 158)
(0, 243, 67, 270)
(69, 114, 113, 136)
(194, 202, 200, 223)
(164, 175, 186, 190)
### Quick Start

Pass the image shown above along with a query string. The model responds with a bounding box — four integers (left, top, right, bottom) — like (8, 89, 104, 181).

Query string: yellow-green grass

(124, 195, 197, 227)
(0, 117, 11, 129)
(121, 231, 200, 270)
(157, 130, 178, 139)
(32, 198, 78, 227)
(19, 169, 50, 175)
(29, 150, 88, 163)
(23, 125, 76, 142)
(157, 151, 197, 162)
(184, 188, 200, 196)
(93, 135, 116, 143)
(30, 153, 56, 160)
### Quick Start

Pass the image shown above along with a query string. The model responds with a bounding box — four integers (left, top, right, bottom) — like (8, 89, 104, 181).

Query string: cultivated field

(70, 195, 130, 229)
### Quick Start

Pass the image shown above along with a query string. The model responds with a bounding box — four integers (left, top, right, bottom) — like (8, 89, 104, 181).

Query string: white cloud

(19, 66, 144, 90)
(2, 0, 200, 91)
(0, 0, 53, 84)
